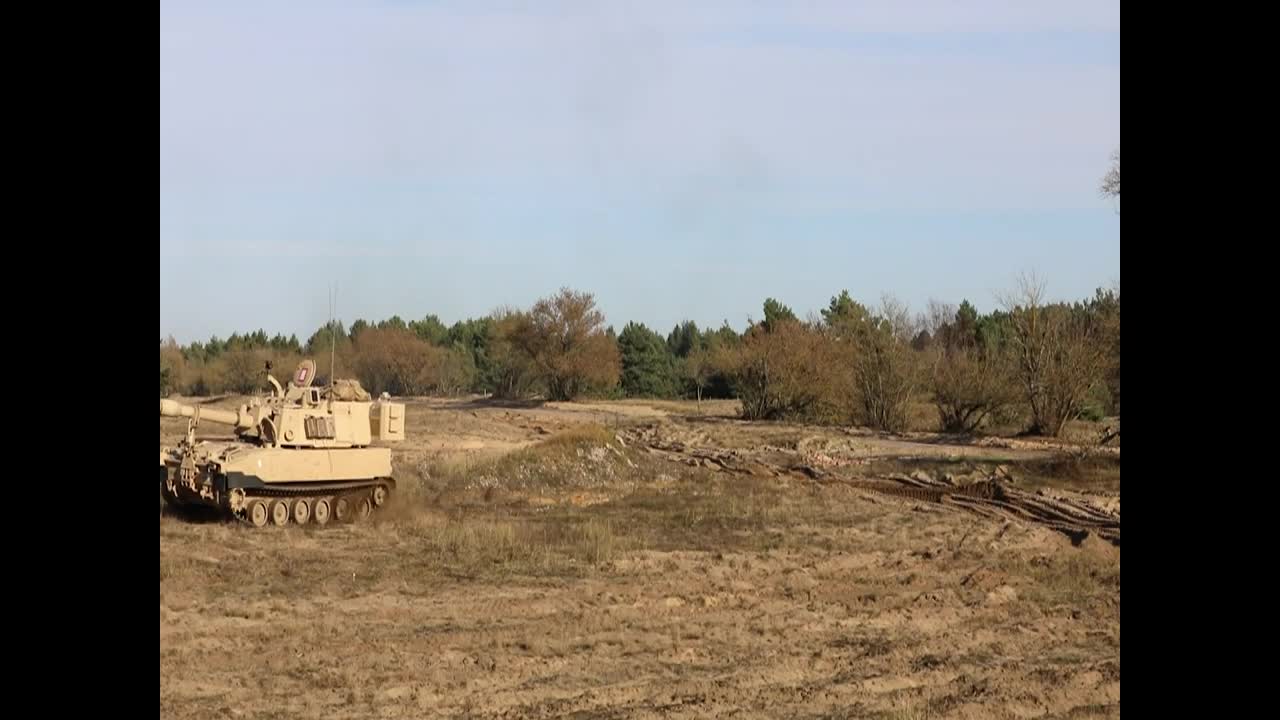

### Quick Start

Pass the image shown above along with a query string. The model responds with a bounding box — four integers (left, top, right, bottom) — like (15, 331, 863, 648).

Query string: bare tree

(1000, 274, 1108, 437)
(878, 294, 916, 344)
(1100, 148, 1119, 210)
(920, 297, 1013, 432)
(847, 296, 919, 433)
(718, 320, 847, 423)
(921, 299, 957, 339)
(678, 345, 714, 411)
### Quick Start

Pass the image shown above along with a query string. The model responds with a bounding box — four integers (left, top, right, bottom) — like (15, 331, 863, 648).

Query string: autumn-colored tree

(485, 308, 540, 399)
(719, 312, 846, 422)
(354, 327, 474, 396)
(929, 347, 1017, 433)
(353, 328, 427, 395)
(509, 288, 620, 401)
(160, 337, 185, 397)
(157, 279, 1116, 426)
(220, 348, 267, 394)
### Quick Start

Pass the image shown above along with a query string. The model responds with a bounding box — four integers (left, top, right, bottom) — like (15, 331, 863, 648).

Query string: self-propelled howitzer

(159, 359, 405, 527)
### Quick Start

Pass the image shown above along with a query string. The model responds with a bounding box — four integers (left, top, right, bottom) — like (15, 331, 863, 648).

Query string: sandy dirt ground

(160, 396, 1119, 719)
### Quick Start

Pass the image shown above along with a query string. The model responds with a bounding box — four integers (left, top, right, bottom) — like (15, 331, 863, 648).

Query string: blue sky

(160, 1, 1120, 344)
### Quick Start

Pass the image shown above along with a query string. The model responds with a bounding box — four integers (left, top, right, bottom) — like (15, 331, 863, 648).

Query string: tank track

(159, 468, 396, 528)
(229, 478, 397, 528)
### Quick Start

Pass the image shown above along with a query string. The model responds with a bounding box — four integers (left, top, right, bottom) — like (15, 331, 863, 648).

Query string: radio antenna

(329, 283, 338, 395)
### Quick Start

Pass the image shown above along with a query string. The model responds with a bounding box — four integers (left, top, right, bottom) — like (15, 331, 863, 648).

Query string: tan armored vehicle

(159, 359, 405, 527)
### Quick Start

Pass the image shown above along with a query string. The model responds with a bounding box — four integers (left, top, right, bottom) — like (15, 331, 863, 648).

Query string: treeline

(160, 280, 1119, 437)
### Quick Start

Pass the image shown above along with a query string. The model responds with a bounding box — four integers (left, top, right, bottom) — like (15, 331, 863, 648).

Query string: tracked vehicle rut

(160, 359, 405, 527)
(621, 422, 1120, 547)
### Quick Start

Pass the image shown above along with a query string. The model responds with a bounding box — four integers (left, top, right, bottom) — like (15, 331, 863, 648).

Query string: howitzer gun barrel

(160, 399, 254, 429)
